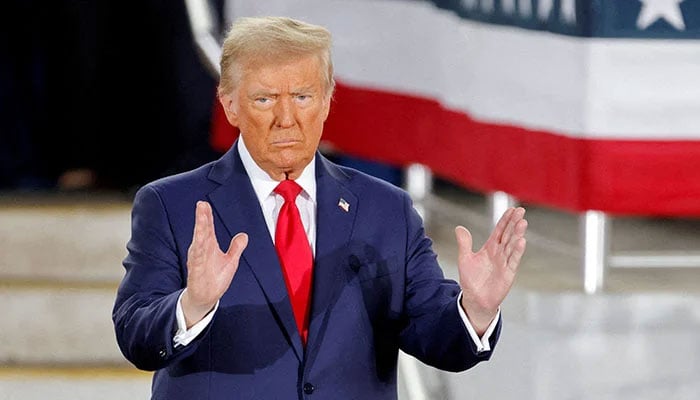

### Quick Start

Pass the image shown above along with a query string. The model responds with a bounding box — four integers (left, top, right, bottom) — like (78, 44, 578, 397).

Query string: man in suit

(112, 16, 528, 400)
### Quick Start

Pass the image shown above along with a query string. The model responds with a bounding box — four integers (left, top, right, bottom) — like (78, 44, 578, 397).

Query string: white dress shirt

(174, 137, 499, 352)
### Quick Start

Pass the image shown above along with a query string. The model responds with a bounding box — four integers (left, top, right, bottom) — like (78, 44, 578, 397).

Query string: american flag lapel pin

(338, 198, 350, 212)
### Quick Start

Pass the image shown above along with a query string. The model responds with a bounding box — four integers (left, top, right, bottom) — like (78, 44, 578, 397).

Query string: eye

(252, 96, 275, 109)
(295, 94, 313, 105)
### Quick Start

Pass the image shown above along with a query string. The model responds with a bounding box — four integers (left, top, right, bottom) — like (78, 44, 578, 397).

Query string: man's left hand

(455, 207, 528, 335)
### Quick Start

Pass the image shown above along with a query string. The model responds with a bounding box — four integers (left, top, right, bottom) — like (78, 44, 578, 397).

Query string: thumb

(225, 232, 249, 262)
(455, 225, 473, 255)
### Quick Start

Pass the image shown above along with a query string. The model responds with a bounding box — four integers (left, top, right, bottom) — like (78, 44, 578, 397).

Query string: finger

(514, 218, 528, 238)
(454, 225, 474, 257)
(506, 237, 526, 273)
(191, 202, 210, 254)
(486, 207, 514, 247)
(506, 239, 525, 273)
(204, 201, 215, 236)
(502, 218, 528, 259)
(225, 233, 249, 267)
(200, 201, 216, 242)
(193, 201, 210, 237)
(500, 207, 525, 247)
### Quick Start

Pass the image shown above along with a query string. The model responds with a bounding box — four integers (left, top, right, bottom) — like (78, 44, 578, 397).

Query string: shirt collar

(237, 136, 316, 203)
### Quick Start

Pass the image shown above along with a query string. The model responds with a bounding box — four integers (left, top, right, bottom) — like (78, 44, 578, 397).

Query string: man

(112, 16, 528, 400)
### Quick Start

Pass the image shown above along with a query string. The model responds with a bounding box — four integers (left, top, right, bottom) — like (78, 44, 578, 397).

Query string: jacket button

(158, 348, 167, 358)
(303, 382, 314, 394)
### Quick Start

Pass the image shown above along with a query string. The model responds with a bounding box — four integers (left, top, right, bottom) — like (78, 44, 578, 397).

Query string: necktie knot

(274, 179, 303, 203)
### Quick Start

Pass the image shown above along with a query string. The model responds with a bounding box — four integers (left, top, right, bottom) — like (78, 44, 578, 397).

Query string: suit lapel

(306, 155, 358, 356)
(206, 145, 304, 360)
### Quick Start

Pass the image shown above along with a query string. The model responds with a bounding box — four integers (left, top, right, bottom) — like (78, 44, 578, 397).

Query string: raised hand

(182, 201, 248, 328)
(455, 207, 527, 335)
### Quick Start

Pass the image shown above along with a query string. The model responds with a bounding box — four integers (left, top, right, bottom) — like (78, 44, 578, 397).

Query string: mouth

(271, 138, 302, 147)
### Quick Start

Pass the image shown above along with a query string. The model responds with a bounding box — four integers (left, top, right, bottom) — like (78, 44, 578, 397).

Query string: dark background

(0, 0, 226, 193)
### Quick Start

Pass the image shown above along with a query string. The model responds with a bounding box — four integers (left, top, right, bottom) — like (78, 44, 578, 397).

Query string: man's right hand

(182, 201, 248, 328)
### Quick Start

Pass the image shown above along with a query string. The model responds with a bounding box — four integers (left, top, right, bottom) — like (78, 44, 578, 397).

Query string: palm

(458, 235, 518, 309)
(186, 201, 248, 309)
(188, 233, 238, 301)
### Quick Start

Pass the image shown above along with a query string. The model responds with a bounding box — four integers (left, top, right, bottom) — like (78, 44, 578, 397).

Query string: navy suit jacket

(112, 143, 500, 399)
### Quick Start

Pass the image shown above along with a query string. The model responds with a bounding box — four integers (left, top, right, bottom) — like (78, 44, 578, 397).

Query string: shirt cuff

(457, 291, 500, 353)
(173, 289, 219, 347)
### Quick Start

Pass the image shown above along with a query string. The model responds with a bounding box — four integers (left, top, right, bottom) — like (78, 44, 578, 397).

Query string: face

(219, 54, 331, 181)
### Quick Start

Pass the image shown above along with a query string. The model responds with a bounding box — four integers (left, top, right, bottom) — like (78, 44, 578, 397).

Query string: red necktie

(274, 179, 313, 345)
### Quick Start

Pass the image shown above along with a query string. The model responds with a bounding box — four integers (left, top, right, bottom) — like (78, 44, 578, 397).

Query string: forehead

(236, 54, 324, 91)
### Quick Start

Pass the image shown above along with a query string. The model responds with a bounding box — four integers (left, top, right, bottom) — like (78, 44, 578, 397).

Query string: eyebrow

(248, 86, 317, 99)
(290, 86, 315, 95)
(248, 90, 278, 98)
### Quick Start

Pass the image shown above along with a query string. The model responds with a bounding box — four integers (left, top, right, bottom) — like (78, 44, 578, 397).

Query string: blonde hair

(218, 16, 335, 97)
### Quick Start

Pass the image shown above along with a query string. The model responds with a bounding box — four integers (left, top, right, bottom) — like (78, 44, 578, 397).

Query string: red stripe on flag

(322, 83, 700, 217)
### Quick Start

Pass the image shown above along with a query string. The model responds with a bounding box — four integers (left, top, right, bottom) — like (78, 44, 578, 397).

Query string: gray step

(441, 289, 700, 400)
(0, 202, 131, 284)
(0, 284, 127, 365)
(0, 367, 151, 400)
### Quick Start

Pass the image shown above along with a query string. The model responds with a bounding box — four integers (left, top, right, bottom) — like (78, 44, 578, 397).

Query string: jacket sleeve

(397, 192, 501, 372)
(112, 184, 210, 370)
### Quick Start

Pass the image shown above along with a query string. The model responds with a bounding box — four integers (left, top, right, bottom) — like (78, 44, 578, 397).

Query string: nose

(274, 97, 295, 128)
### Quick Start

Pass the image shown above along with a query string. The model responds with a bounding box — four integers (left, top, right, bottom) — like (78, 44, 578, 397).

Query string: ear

(321, 94, 332, 122)
(218, 93, 240, 127)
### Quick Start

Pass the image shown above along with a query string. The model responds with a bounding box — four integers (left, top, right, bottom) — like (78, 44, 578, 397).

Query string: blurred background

(1, 0, 699, 399)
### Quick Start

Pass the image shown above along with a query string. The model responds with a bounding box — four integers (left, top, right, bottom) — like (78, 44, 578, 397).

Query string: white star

(637, 0, 686, 30)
